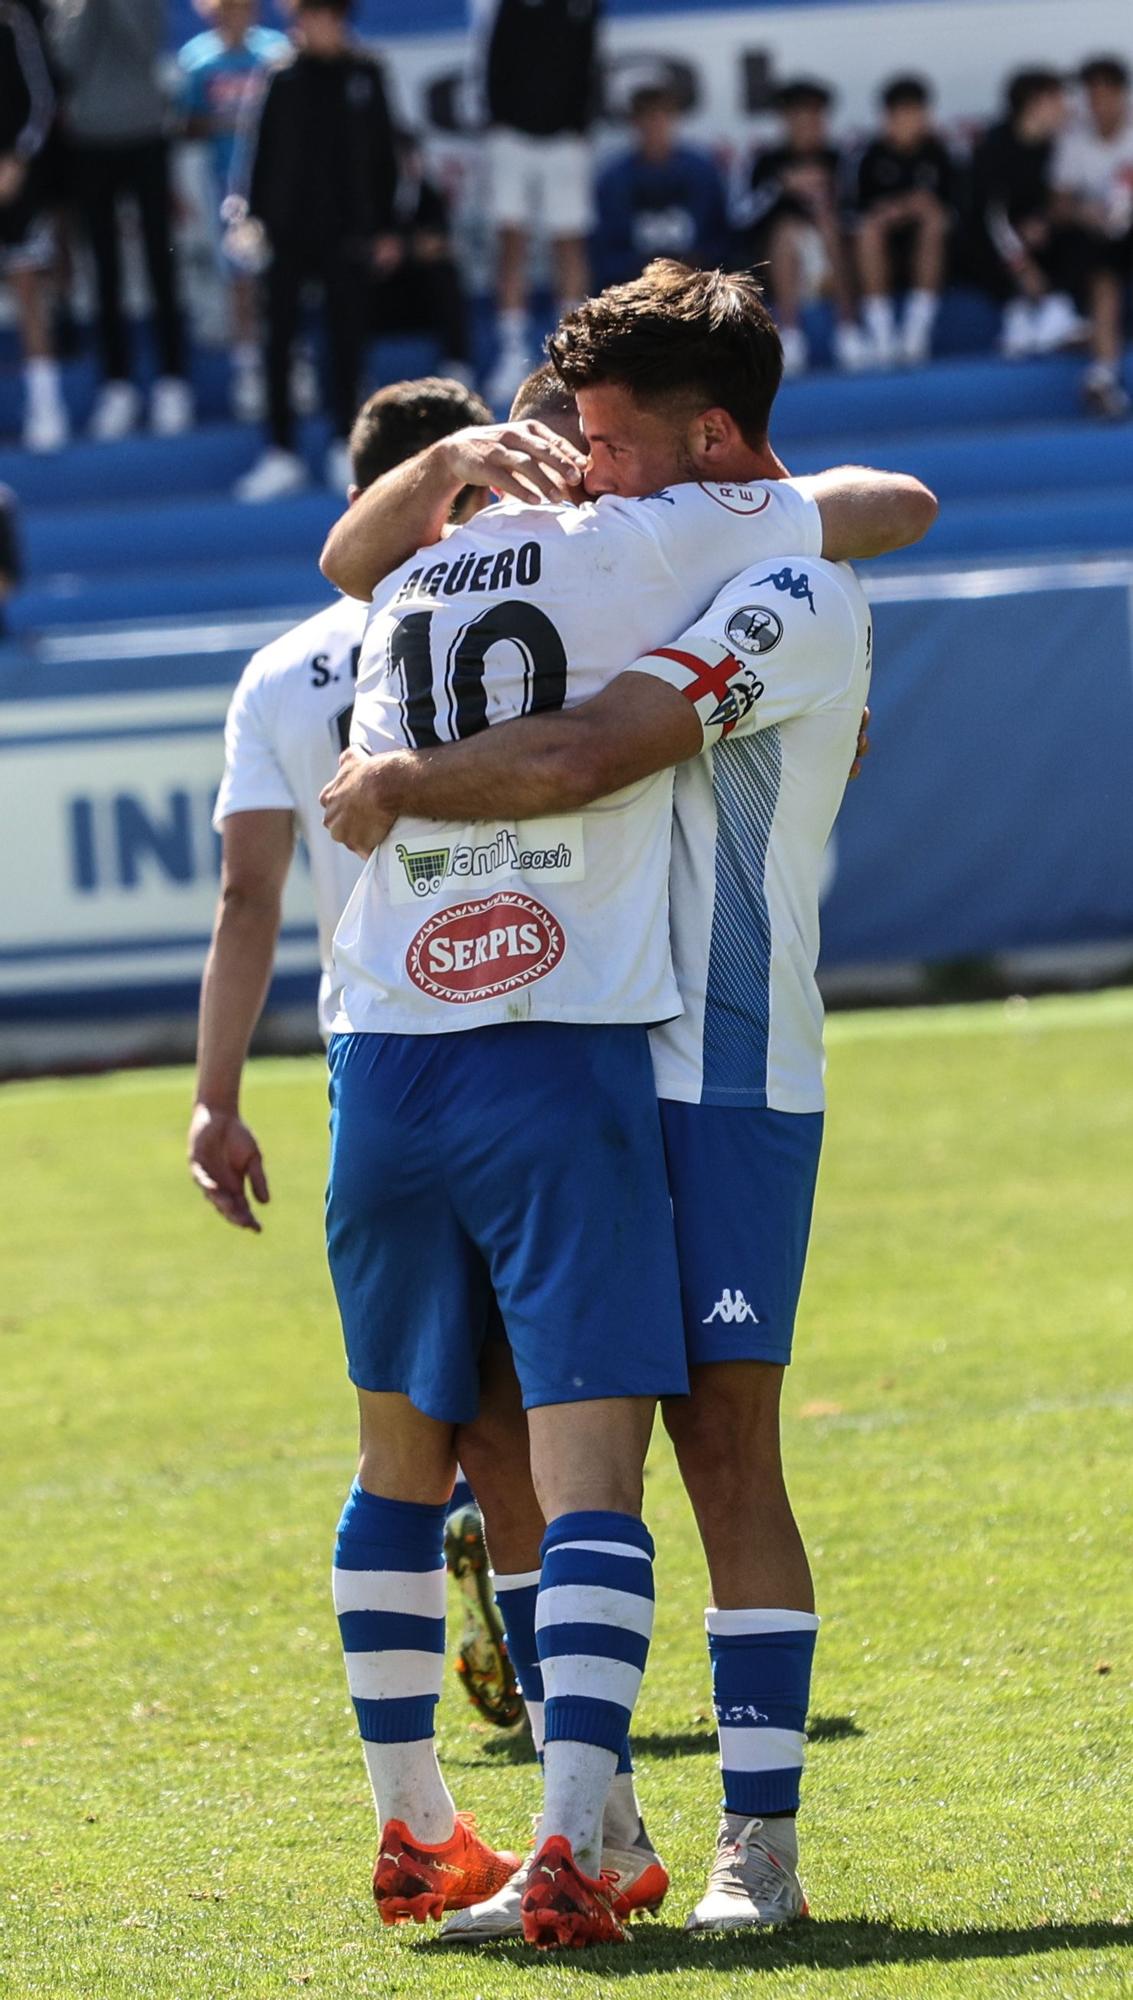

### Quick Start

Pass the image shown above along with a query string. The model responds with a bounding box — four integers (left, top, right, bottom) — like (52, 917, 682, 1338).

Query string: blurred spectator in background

(1052, 56, 1133, 420)
(0, 0, 68, 450)
(50, 0, 194, 440)
(0, 478, 21, 629)
(479, 0, 600, 410)
(232, 0, 399, 503)
(370, 131, 473, 386)
(968, 70, 1088, 360)
(854, 74, 953, 368)
(745, 79, 864, 377)
(177, 0, 289, 422)
(591, 83, 730, 289)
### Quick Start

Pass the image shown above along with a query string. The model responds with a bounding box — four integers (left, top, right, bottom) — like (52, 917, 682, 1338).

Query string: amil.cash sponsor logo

(406, 892, 565, 1004)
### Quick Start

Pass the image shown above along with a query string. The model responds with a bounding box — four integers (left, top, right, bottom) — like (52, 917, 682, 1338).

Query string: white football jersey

(633, 557, 873, 1112)
(333, 476, 823, 1035)
(213, 597, 369, 1038)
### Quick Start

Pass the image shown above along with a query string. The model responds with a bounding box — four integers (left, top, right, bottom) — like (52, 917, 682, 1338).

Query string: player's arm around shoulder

(797, 467, 939, 562)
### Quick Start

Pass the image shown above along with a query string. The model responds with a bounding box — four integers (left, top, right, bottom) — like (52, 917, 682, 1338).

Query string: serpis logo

(406, 892, 565, 1004)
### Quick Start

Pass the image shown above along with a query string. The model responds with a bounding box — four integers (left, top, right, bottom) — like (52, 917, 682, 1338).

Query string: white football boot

(437, 1823, 668, 1942)
(685, 1813, 808, 1932)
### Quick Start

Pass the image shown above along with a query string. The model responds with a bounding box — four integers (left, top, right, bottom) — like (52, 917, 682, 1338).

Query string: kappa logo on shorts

(406, 892, 566, 1004)
(702, 1288, 760, 1326)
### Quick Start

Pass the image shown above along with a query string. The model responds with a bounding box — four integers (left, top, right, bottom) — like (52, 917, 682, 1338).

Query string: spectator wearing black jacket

(370, 133, 472, 385)
(50, 0, 194, 441)
(0, 0, 67, 450)
(968, 70, 1088, 360)
(854, 74, 953, 368)
(745, 79, 864, 377)
(234, 0, 399, 502)
(479, 0, 600, 410)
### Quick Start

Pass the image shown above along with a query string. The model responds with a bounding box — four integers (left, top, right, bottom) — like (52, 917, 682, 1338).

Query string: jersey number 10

(390, 601, 568, 748)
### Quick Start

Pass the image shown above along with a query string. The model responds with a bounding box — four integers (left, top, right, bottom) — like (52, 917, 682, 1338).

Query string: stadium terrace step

(787, 421, 1133, 504)
(773, 350, 1124, 443)
(22, 490, 340, 576)
(9, 558, 331, 636)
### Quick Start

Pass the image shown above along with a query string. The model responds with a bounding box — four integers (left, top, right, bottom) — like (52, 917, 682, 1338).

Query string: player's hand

(0, 154, 27, 205)
(372, 232, 404, 274)
(188, 1103, 270, 1232)
(849, 705, 870, 781)
(435, 421, 588, 506)
(320, 745, 399, 857)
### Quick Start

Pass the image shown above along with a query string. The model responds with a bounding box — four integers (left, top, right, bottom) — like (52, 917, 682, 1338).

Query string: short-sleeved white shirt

(1052, 115, 1133, 217)
(632, 557, 873, 1111)
(333, 476, 823, 1036)
(213, 597, 369, 1038)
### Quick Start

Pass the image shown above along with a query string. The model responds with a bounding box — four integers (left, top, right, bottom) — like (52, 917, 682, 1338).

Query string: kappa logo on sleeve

(406, 893, 566, 1003)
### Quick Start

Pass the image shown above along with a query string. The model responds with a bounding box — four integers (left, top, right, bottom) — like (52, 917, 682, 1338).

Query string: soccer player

(187, 376, 522, 1733)
(317, 264, 935, 1946)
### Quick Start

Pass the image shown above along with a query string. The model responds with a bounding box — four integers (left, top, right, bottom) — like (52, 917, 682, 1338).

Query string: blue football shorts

(660, 1100, 824, 1368)
(326, 1023, 689, 1424)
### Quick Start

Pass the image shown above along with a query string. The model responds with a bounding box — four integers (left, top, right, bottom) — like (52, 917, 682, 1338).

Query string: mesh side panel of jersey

(702, 728, 783, 1106)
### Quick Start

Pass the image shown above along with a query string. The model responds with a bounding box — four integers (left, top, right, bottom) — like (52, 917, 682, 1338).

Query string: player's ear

(346, 484, 361, 508)
(687, 406, 743, 472)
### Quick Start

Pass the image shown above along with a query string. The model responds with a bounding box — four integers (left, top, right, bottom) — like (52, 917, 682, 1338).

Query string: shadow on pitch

(446, 1713, 865, 1770)
(419, 1918, 1132, 1976)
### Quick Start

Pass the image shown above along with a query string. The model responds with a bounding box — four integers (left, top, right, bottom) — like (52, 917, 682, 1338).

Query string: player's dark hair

(509, 363, 578, 426)
(1079, 55, 1129, 91)
(882, 74, 932, 111)
(1006, 68, 1065, 120)
(295, 0, 353, 14)
(349, 377, 491, 494)
(548, 259, 784, 449)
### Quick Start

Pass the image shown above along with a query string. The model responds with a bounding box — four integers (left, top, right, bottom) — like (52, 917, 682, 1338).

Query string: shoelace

(708, 1820, 787, 1900)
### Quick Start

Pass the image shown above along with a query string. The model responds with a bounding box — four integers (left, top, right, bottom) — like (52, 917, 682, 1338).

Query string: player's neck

(707, 441, 789, 484)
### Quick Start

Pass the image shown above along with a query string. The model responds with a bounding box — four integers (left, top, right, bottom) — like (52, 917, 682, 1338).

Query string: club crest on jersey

(725, 604, 783, 657)
(406, 893, 565, 1003)
(755, 567, 817, 613)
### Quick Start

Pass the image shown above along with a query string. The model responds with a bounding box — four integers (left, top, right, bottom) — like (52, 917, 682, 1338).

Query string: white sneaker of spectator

(22, 360, 69, 453)
(1030, 293, 1089, 354)
(151, 377, 195, 437)
(832, 322, 870, 373)
(440, 359, 476, 391)
(779, 325, 808, 378)
(231, 347, 266, 423)
(1000, 297, 1039, 359)
(325, 438, 352, 495)
(235, 448, 308, 503)
(862, 296, 898, 369)
(90, 379, 141, 442)
(899, 290, 938, 367)
(487, 336, 533, 414)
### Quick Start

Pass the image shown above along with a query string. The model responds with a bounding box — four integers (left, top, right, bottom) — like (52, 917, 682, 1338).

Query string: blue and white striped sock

(536, 1510, 655, 1874)
(332, 1482, 455, 1842)
(707, 1606, 820, 1817)
(494, 1569, 545, 1755)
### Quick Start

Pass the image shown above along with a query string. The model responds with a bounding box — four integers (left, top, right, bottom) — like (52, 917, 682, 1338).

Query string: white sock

(360, 1738, 456, 1844)
(601, 1770, 645, 1848)
(25, 357, 60, 401)
(541, 1741, 618, 1876)
(498, 307, 527, 350)
(864, 296, 896, 343)
(905, 288, 940, 337)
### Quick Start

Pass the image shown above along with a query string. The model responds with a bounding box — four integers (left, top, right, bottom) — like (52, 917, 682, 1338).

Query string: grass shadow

(419, 1917, 1133, 1976)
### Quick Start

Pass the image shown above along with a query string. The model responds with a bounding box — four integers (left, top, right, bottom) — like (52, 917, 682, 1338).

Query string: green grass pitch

(2, 991, 1131, 1999)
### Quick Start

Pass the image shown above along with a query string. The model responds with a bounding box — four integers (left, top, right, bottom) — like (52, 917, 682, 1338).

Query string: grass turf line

(1, 992, 1130, 1997)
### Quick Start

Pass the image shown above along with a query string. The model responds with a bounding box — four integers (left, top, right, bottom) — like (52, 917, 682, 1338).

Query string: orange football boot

(520, 1833, 628, 1949)
(372, 1812, 520, 1925)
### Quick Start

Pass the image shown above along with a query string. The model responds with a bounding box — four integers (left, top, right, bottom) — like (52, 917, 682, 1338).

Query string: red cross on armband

(649, 645, 746, 737)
